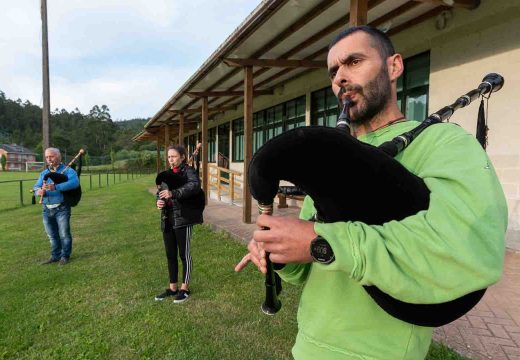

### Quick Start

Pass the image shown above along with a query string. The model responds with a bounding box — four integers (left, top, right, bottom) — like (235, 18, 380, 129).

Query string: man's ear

(387, 54, 404, 81)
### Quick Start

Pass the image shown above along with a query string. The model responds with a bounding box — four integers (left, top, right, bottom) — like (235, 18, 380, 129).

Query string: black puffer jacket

(157, 163, 204, 229)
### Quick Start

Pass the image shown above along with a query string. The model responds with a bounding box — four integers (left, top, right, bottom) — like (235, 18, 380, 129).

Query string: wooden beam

(223, 58, 326, 68)
(181, 0, 339, 112)
(387, 6, 450, 36)
(167, 105, 236, 114)
(370, 1, 422, 29)
(243, 66, 253, 224)
(186, 90, 273, 98)
(413, 0, 480, 10)
(350, 0, 368, 26)
(201, 97, 208, 204)
(207, 0, 383, 108)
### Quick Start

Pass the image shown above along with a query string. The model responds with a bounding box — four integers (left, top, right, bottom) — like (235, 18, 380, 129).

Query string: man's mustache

(337, 84, 363, 102)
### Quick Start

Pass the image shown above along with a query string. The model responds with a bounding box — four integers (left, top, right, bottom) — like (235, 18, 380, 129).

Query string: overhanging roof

(135, 0, 480, 142)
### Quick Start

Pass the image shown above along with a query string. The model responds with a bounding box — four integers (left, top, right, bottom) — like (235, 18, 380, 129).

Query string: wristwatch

(310, 235, 335, 264)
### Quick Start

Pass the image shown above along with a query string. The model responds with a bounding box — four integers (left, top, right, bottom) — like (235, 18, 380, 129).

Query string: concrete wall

(393, 0, 520, 250)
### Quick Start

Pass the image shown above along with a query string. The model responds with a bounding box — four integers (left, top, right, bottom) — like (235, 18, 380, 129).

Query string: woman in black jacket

(155, 145, 204, 303)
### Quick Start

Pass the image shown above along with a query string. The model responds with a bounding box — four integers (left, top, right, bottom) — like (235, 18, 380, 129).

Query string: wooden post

(217, 167, 221, 201)
(156, 137, 161, 173)
(164, 124, 170, 166)
(350, 0, 368, 26)
(179, 112, 185, 147)
(243, 65, 253, 223)
(201, 97, 209, 204)
(230, 174, 235, 204)
(41, 0, 50, 149)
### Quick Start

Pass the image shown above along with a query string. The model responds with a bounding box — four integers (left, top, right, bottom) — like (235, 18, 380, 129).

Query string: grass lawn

(0, 171, 146, 212)
(0, 174, 465, 359)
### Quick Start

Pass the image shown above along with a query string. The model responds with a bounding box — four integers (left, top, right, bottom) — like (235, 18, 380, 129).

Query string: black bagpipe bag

(248, 126, 485, 327)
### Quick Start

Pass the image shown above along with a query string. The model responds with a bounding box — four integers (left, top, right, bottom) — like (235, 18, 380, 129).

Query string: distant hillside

(0, 90, 153, 156)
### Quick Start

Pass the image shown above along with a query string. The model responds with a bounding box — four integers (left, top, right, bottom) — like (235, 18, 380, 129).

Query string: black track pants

(162, 225, 193, 284)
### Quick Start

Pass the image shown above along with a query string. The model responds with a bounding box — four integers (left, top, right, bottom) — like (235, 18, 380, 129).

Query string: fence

(208, 164, 242, 205)
(0, 170, 149, 212)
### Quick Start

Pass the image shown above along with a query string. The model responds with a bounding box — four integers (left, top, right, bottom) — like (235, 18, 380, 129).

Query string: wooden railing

(208, 164, 242, 204)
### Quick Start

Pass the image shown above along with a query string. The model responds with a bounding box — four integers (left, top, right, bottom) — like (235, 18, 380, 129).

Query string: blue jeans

(42, 204, 73, 259)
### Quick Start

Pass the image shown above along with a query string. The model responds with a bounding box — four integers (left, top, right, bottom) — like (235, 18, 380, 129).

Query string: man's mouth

(338, 84, 362, 103)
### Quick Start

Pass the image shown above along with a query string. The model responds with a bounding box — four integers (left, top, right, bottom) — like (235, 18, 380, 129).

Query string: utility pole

(41, 0, 50, 150)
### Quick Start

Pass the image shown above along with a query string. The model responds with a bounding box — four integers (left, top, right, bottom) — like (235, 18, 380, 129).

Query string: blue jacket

(34, 165, 80, 205)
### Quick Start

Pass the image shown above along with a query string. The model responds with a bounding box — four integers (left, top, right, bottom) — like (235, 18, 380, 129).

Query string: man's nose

(333, 66, 349, 88)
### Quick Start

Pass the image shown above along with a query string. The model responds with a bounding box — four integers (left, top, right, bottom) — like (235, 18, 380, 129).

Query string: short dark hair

(167, 145, 187, 163)
(328, 25, 395, 60)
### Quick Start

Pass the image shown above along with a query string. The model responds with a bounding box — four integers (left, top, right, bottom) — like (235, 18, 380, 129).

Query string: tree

(0, 154, 6, 171)
(89, 104, 112, 122)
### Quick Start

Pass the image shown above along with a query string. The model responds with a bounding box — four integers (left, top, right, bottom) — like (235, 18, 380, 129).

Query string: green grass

(0, 175, 466, 359)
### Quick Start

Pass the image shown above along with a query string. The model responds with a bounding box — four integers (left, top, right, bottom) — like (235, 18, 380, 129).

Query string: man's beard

(341, 65, 392, 125)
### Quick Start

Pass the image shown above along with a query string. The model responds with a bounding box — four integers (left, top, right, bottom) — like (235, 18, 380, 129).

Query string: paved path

(203, 197, 520, 360)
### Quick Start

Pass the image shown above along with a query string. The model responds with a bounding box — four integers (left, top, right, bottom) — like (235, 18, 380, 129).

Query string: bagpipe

(248, 73, 504, 327)
(33, 149, 85, 207)
(155, 166, 205, 226)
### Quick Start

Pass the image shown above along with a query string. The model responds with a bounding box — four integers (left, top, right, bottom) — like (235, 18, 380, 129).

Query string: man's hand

(157, 199, 165, 209)
(43, 183, 55, 191)
(36, 188, 44, 196)
(235, 214, 316, 273)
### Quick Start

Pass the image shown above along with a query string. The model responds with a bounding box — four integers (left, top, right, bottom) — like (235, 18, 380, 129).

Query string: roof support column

(350, 0, 368, 26)
(164, 124, 170, 165)
(156, 136, 161, 173)
(201, 97, 209, 204)
(179, 112, 185, 146)
(243, 65, 253, 223)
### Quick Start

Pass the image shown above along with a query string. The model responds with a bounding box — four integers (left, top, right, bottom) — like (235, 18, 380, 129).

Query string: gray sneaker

(173, 290, 190, 304)
(59, 258, 69, 265)
(155, 289, 178, 301)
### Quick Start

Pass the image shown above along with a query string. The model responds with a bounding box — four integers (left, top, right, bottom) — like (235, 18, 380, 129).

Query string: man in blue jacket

(34, 147, 79, 265)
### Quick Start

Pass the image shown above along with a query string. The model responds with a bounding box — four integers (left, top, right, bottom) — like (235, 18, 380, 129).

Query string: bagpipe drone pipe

(248, 73, 504, 327)
(35, 149, 85, 207)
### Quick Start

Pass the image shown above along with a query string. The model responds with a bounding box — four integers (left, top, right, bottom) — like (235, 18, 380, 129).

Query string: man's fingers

(235, 253, 251, 272)
(235, 251, 267, 274)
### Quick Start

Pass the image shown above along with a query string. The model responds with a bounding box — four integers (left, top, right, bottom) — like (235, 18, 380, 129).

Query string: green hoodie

(278, 121, 507, 360)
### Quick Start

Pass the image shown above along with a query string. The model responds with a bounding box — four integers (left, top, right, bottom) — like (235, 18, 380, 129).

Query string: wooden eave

(134, 0, 481, 141)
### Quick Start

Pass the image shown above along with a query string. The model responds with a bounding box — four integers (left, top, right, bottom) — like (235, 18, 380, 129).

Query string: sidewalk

(203, 197, 520, 360)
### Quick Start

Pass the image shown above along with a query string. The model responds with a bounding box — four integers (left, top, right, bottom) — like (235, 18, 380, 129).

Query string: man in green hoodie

(235, 26, 507, 359)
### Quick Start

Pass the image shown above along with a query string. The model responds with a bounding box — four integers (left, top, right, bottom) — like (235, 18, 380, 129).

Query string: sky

(0, 0, 261, 121)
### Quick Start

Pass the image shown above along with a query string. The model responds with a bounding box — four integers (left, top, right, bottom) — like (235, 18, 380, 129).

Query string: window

(232, 118, 244, 162)
(255, 95, 305, 150)
(207, 128, 217, 163)
(253, 112, 265, 153)
(230, 96, 306, 159)
(265, 104, 284, 141)
(311, 87, 338, 127)
(286, 97, 306, 130)
(397, 52, 430, 121)
(217, 122, 230, 159)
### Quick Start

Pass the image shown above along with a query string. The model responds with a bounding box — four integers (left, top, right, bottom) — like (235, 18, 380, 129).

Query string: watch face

(311, 237, 335, 264)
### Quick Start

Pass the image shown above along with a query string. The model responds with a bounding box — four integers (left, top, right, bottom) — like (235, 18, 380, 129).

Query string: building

(133, 0, 519, 250)
(0, 144, 36, 171)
